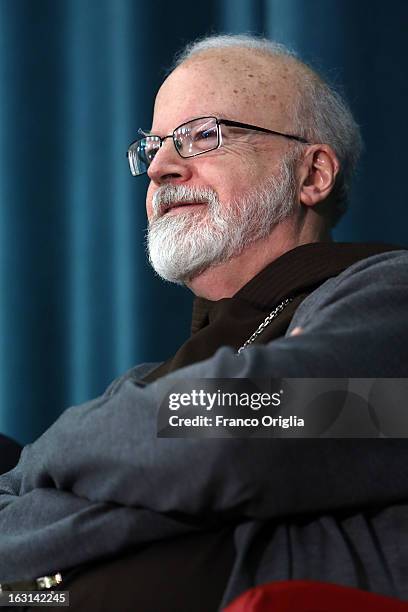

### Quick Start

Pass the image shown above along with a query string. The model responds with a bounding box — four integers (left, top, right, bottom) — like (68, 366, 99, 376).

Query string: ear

(298, 145, 340, 207)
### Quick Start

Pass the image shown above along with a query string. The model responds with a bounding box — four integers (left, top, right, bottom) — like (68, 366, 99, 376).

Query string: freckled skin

(146, 48, 297, 220)
(145, 47, 336, 298)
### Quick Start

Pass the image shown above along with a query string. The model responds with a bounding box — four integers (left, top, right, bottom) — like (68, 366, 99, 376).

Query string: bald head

(145, 37, 356, 294)
(163, 35, 362, 224)
(143, 36, 362, 296)
(156, 46, 300, 137)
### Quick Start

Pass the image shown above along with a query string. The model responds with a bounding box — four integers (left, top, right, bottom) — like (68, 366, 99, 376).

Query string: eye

(192, 125, 218, 141)
(193, 127, 216, 141)
(190, 125, 218, 151)
(142, 137, 161, 163)
(144, 145, 158, 163)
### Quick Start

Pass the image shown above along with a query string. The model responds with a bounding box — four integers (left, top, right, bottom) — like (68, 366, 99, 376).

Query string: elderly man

(0, 35, 407, 611)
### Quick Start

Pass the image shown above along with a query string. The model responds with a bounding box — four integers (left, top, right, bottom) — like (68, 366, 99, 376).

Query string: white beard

(146, 155, 298, 284)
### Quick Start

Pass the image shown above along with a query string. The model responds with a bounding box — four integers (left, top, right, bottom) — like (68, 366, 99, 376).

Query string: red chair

(223, 580, 408, 612)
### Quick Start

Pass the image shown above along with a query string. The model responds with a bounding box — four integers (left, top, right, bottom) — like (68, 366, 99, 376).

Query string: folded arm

(1, 251, 407, 581)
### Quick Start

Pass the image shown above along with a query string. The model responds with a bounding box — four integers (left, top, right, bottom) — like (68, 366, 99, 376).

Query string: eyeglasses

(127, 116, 309, 176)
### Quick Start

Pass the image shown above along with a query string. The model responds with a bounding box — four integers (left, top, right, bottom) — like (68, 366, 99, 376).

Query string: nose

(147, 138, 193, 184)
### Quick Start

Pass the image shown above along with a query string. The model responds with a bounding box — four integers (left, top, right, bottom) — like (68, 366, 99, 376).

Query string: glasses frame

(127, 116, 309, 176)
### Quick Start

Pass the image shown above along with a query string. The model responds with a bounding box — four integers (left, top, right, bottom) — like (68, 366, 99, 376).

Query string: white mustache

(151, 184, 219, 218)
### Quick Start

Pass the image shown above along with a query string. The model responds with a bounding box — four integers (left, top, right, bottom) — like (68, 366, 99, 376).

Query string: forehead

(152, 48, 296, 132)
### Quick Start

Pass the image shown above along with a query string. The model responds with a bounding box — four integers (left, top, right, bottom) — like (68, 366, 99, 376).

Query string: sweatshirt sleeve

(0, 251, 407, 582)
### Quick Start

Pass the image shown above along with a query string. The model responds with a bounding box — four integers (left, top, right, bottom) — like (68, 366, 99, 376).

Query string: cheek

(215, 171, 257, 203)
(196, 157, 253, 201)
(214, 151, 262, 190)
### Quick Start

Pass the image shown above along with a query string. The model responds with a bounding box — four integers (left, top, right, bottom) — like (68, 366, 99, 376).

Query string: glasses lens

(174, 117, 219, 158)
(127, 136, 160, 176)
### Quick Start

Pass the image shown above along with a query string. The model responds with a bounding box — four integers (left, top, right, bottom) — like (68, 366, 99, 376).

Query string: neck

(186, 217, 331, 300)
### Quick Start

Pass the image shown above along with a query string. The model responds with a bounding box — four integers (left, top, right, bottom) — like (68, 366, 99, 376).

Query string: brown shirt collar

(191, 242, 399, 334)
(146, 242, 401, 383)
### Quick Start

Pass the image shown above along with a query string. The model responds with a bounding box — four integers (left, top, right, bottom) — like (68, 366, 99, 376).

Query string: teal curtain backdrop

(0, 0, 407, 444)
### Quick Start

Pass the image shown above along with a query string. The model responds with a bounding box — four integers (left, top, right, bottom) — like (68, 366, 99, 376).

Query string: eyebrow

(146, 112, 235, 135)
